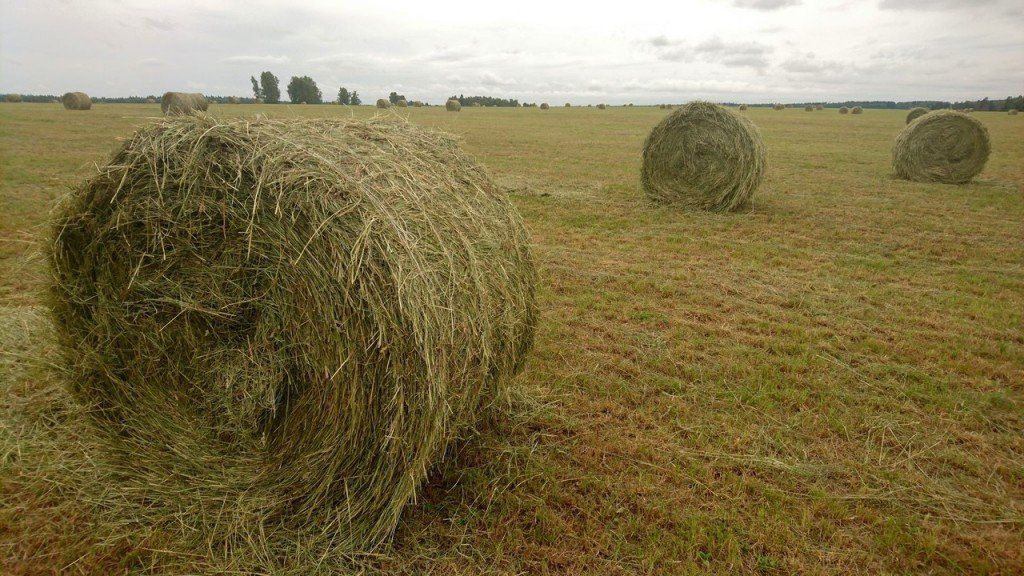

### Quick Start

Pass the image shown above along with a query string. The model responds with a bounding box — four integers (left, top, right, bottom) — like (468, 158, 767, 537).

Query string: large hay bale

(641, 101, 767, 212)
(5, 94, 22, 103)
(839, 106, 849, 114)
(161, 92, 209, 115)
(376, 99, 389, 109)
(446, 98, 461, 112)
(892, 110, 990, 184)
(62, 92, 92, 110)
(851, 106, 863, 114)
(46, 115, 538, 562)
(540, 103, 550, 110)
(906, 107, 929, 124)
(597, 103, 607, 109)
(773, 104, 784, 110)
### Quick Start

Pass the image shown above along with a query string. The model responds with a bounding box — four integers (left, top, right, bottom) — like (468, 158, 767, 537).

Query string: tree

(350, 91, 361, 106)
(389, 91, 407, 105)
(287, 76, 322, 104)
(259, 71, 281, 104)
(337, 87, 350, 105)
(250, 76, 261, 100)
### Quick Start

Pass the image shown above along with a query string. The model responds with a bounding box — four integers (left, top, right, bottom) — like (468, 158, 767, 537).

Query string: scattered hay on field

(62, 92, 92, 110)
(446, 98, 461, 112)
(46, 115, 538, 567)
(161, 92, 209, 115)
(892, 109, 990, 184)
(641, 101, 767, 212)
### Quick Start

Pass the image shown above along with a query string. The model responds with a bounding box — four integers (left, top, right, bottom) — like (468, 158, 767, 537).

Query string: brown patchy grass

(1, 102, 1022, 575)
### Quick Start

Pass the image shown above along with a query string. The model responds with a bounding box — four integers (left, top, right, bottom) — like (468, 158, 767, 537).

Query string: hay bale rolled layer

(47, 115, 537, 559)
(892, 110, 990, 184)
(446, 98, 461, 112)
(641, 101, 767, 212)
(376, 99, 389, 109)
(62, 92, 92, 110)
(161, 92, 209, 115)
(839, 107, 849, 114)
(851, 106, 863, 114)
(906, 107, 929, 124)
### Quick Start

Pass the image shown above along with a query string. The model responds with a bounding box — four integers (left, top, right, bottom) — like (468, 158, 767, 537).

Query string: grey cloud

(733, 0, 800, 10)
(142, 17, 175, 31)
(650, 37, 773, 70)
(222, 55, 290, 64)
(879, 0, 996, 10)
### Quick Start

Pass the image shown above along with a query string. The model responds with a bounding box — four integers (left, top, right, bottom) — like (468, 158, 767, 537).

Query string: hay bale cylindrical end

(892, 110, 990, 184)
(62, 92, 92, 110)
(445, 98, 461, 112)
(161, 92, 209, 115)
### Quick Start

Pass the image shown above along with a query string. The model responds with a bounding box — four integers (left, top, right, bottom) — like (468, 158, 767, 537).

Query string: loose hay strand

(46, 114, 538, 569)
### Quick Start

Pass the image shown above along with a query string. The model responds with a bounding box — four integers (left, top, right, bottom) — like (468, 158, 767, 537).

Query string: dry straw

(161, 92, 209, 115)
(641, 101, 767, 212)
(839, 107, 849, 114)
(906, 107, 929, 124)
(376, 99, 389, 109)
(892, 110, 990, 184)
(62, 92, 92, 110)
(46, 115, 538, 567)
(446, 98, 461, 112)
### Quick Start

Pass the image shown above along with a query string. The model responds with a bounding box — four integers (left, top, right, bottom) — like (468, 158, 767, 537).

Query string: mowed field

(1, 103, 1022, 575)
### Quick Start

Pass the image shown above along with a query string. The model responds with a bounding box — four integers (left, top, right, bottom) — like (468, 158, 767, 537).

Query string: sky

(1, 0, 1022, 104)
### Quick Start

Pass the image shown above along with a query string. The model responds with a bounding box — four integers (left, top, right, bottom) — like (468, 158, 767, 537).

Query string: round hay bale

(145, 97, 157, 104)
(815, 104, 823, 110)
(738, 104, 748, 111)
(851, 106, 863, 114)
(804, 105, 813, 112)
(773, 104, 784, 110)
(471, 102, 482, 107)
(892, 110, 990, 184)
(906, 107, 929, 124)
(446, 98, 461, 112)
(396, 98, 408, 108)
(5, 94, 23, 103)
(412, 101, 423, 107)
(839, 106, 849, 114)
(641, 101, 767, 212)
(161, 92, 209, 115)
(564, 103, 571, 107)
(46, 115, 538, 560)
(540, 103, 550, 110)
(227, 96, 240, 104)
(62, 92, 92, 110)
(376, 99, 390, 109)
(1009, 109, 1019, 115)
(51, 98, 61, 104)
(597, 103, 607, 110)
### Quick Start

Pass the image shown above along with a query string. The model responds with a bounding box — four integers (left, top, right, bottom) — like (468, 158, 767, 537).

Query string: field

(1, 103, 1022, 575)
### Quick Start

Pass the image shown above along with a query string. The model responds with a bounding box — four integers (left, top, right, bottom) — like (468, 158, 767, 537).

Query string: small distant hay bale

(906, 107, 929, 124)
(773, 104, 784, 110)
(597, 103, 607, 109)
(739, 104, 748, 111)
(145, 97, 157, 104)
(804, 105, 813, 112)
(815, 104, 823, 110)
(46, 115, 538, 562)
(227, 96, 240, 104)
(851, 106, 863, 114)
(396, 98, 408, 108)
(471, 102, 482, 107)
(564, 103, 571, 107)
(839, 107, 849, 114)
(51, 98, 61, 104)
(412, 101, 423, 107)
(62, 92, 92, 110)
(641, 101, 767, 212)
(540, 103, 550, 110)
(892, 110, 990, 184)
(5, 94, 22, 103)
(1009, 109, 1019, 115)
(161, 92, 209, 115)
(446, 98, 461, 112)
(376, 99, 390, 109)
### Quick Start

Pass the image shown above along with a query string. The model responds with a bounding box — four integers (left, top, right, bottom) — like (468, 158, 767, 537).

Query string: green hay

(161, 92, 209, 115)
(446, 98, 461, 112)
(62, 92, 92, 110)
(906, 107, 929, 124)
(46, 115, 538, 567)
(640, 101, 767, 212)
(892, 110, 990, 184)
(839, 107, 849, 114)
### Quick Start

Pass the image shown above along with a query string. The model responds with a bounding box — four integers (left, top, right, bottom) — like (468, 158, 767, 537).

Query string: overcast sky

(2, 0, 1022, 104)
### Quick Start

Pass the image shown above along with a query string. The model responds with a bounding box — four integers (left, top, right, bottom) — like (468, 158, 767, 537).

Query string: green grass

(2, 102, 1023, 574)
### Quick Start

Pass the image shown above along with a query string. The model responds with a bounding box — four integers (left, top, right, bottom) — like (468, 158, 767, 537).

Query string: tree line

(251, 71, 361, 105)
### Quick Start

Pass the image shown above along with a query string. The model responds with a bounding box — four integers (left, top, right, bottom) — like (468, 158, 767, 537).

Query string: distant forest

(4, 93, 1022, 110)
